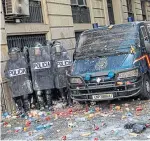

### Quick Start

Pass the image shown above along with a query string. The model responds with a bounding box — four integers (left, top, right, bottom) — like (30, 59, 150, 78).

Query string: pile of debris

(1, 100, 150, 140)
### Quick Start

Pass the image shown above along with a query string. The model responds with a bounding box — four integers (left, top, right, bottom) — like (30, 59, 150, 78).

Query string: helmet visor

(9, 52, 18, 60)
(34, 47, 41, 56)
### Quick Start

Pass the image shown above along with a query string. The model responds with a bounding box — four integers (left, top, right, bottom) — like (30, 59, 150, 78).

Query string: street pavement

(1, 98, 150, 140)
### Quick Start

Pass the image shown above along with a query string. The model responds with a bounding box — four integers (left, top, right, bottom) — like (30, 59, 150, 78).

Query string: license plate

(92, 94, 113, 100)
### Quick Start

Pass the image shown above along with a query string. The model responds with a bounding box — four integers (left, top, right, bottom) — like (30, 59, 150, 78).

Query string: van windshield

(76, 24, 140, 56)
(72, 54, 129, 75)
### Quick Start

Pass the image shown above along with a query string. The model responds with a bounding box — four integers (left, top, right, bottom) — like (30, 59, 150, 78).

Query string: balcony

(2, 0, 43, 23)
(71, 6, 91, 23)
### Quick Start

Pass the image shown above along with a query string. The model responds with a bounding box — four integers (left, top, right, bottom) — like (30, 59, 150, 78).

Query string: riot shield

(5, 52, 33, 98)
(29, 46, 54, 91)
(51, 43, 72, 88)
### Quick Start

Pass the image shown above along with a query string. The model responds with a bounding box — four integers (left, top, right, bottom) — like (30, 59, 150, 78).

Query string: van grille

(85, 76, 115, 87)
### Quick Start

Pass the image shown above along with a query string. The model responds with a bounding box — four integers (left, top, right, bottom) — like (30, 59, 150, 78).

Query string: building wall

(89, 0, 108, 25)
(5, 23, 49, 36)
(145, 1, 150, 21)
(74, 0, 110, 34)
(46, 0, 76, 58)
(111, 0, 150, 24)
(121, 0, 129, 23)
(0, 1, 16, 112)
(112, 0, 124, 24)
(132, 0, 143, 21)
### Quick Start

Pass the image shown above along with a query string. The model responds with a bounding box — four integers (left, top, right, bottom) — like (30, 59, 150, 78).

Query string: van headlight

(117, 69, 139, 80)
(70, 77, 83, 84)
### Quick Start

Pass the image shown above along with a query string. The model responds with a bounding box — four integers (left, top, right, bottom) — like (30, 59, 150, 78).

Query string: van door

(140, 25, 149, 42)
(140, 25, 150, 71)
(140, 25, 150, 52)
(147, 24, 150, 36)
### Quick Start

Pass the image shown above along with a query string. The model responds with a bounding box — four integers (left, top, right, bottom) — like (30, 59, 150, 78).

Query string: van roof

(144, 21, 150, 24)
(82, 22, 144, 35)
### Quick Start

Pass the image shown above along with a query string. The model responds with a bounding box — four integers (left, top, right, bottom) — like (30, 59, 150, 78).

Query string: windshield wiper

(75, 45, 131, 59)
(75, 49, 129, 59)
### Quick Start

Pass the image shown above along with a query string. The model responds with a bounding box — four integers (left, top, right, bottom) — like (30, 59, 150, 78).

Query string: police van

(69, 22, 150, 101)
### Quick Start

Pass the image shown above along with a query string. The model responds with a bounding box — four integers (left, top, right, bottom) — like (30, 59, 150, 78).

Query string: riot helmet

(62, 51, 67, 57)
(8, 47, 21, 60)
(53, 41, 62, 54)
(46, 40, 54, 47)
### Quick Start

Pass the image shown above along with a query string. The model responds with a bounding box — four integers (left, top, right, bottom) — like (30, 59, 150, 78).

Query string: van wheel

(140, 74, 150, 99)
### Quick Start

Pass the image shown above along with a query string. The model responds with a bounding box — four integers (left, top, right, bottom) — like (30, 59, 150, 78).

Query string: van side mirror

(145, 41, 150, 53)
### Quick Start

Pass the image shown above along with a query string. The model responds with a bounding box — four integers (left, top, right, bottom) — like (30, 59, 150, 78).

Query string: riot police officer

(5, 47, 33, 114)
(51, 41, 73, 105)
(28, 43, 54, 111)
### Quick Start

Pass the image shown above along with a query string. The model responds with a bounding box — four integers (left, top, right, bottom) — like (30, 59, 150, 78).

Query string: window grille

(21, 1, 43, 23)
(2, 0, 43, 23)
(71, 6, 91, 23)
(7, 34, 46, 51)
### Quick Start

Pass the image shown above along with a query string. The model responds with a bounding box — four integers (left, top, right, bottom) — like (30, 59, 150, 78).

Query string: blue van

(68, 22, 150, 101)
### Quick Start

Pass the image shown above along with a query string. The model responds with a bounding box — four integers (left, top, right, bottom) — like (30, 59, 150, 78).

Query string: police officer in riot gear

(5, 47, 33, 114)
(29, 42, 54, 111)
(51, 41, 73, 105)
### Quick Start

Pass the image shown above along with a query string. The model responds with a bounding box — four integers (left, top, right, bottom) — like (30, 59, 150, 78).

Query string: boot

(22, 95, 30, 113)
(45, 90, 54, 111)
(60, 88, 67, 104)
(15, 98, 25, 115)
(36, 91, 45, 110)
(67, 88, 73, 107)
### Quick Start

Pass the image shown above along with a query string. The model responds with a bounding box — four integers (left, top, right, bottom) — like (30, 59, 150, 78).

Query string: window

(71, 6, 91, 23)
(71, 0, 78, 5)
(71, 0, 86, 6)
(126, 0, 132, 13)
(7, 34, 46, 51)
(3, 0, 43, 23)
(140, 26, 148, 41)
(71, 0, 90, 23)
(21, 0, 43, 23)
(78, 0, 86, 6)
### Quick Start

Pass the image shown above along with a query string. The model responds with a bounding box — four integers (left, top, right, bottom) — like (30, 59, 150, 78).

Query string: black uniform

(51, 41, 72, 105)
(29, 43, 54, 110)
(5, 47, 33, 113)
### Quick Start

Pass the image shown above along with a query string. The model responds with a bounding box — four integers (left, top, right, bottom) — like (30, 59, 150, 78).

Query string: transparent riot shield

(5, 52, 33, 97)
(29, 46, 54, 91)
(51, 44, 72, 88)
